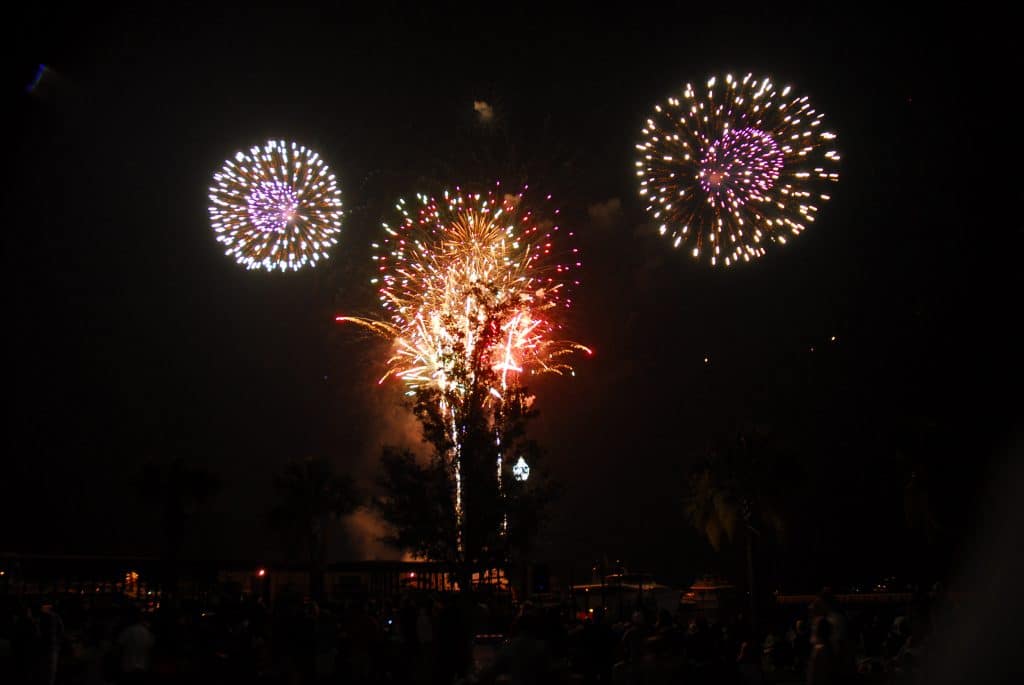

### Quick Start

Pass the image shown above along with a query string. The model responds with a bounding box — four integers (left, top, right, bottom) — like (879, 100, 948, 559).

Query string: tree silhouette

(140, 458, 223, 595)
(684, 466, 740, 553)
(270, 457, 360, 602)
(375, 446, 458, 562)
(375, 384, 558, 592)
(684, 430, 793, 626)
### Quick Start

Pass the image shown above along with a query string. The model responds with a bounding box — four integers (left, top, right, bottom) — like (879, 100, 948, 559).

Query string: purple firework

(208, 140, 343, 272)
(637, 74, 841, 266)
(699, 127, 784, 209)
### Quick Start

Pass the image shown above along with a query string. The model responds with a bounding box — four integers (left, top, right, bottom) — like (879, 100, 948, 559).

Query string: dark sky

(6, 5, 1018, 588)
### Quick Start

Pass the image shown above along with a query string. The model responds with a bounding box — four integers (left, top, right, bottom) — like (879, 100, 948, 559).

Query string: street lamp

(513, 457, 530, 481)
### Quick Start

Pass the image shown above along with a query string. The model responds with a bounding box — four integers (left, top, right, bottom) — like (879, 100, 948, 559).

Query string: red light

(257, 569, 266, 577)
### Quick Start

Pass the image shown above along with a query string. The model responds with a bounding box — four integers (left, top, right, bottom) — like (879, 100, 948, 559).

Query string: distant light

(830, 335, 836, 342)
(257, 568, 266, 577)
(513, 456, 530, 482)
(704, 356, 709, 364)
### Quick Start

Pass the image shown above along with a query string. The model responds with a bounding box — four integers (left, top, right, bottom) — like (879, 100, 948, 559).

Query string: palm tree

(270, 457, 360, 602)
(684, 431, 790, 628)
(684, 466, 740, 554)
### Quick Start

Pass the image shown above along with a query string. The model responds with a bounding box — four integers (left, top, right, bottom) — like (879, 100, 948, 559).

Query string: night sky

(7, 6, 1018, 589)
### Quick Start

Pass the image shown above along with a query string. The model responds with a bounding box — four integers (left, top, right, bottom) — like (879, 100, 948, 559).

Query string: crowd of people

(0, 585, 948, 684)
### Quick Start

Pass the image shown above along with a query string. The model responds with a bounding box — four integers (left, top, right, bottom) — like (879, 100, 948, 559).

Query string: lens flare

(208, 140, 343, 271)
(637, 73, 840, 266)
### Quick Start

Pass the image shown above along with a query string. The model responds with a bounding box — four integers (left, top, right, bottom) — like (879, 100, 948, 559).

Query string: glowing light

(513, 456, 530, 482)
(339, 184, 589, 538)
(257, 568, 266, 577)
(339, 184, 589, 399)
(208, 140, 343, 271)
(636, 74, 840, 265)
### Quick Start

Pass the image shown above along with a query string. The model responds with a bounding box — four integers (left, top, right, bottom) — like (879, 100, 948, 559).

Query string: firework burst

(208, 140, 343, 271)
(636, 73, 840, 266)
(339, 184, 589, 401)
(339, 184, 589, 547)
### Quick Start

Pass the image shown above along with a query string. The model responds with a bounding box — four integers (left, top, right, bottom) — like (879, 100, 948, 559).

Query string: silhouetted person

(413, 598, 435, 684)
(686, 616, 713, 665)
(862, 614, 885, 659)
(579, 607, 614, 683)
(37, 600, 64, 685)
(807, 617, 838, 685)
(790, 618, 811, 669)
(493, 608, 549, 685)
(78, 620, 112, 685)
(737, 638, 763, 684)
(400, 596, 420, 654)
(11, 602, 39, 684)
(435, 595, 467, 685)
(0, 609, 11, 684)
(344, 601, 378, 683)
(116, 608, 154, 684)
(612, 610, 651, 684)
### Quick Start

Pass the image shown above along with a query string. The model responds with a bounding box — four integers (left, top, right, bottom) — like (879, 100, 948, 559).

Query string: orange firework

(339, 184, 589, 401)
(338, 184, 589, 537)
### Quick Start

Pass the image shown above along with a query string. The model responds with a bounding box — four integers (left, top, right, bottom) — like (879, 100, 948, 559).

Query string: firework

(636, 73, 840, 266)
(208, 140, 343, 271)
(339, 184, 589, 401)
(339, 184, 589, 548)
